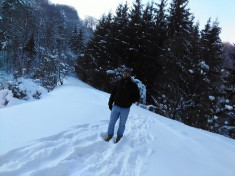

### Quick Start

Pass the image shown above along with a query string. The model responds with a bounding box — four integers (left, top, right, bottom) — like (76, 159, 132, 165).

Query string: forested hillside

(0, 0, 92, 90)
(76, 0, 235, 138)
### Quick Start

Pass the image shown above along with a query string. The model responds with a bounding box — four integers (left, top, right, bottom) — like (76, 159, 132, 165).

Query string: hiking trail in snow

(0, 114, 155, 176)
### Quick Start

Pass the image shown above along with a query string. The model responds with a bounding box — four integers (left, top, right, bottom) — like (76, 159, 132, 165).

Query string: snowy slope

(0, 77, 234, 176)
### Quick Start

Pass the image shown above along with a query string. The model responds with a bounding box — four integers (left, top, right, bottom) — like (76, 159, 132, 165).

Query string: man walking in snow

(105, 68, 140, 143)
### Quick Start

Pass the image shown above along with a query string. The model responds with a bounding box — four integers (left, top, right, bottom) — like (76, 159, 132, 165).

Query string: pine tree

(199, 19, 224, 130)
(161, 0, 194, 120)
(184, 22, 203, 126)
(112, 3, 129, 66)
(126, 0, 143, 70)
(76, 14, 114, 89)
(87, 13, 113, 70)
(69, 27, 85, 55)
(221, 51, 235, 138)
(69, 26, 79, 54)
(154, 0, 168, 51)
(23, 34, 36, 74)
(140, 2, 162, 99)
(23, 34, 36, 53)
(77, 29, 85, 54)
(150, 0, 168, 110)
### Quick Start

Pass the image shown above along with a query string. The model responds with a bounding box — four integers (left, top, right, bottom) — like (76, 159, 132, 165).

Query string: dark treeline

(223, 42, 235, 69)
(0, 0, 91, 90)
(76, 0, 234, 138)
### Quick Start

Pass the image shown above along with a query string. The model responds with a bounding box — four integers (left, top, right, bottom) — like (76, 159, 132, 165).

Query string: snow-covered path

(0, 77, 235, 176)
(0, 115, 154, 176)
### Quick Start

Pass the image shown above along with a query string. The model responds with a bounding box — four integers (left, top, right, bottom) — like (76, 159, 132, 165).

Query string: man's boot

(115, 136, 121, 143)
(105, 134, 113, 142)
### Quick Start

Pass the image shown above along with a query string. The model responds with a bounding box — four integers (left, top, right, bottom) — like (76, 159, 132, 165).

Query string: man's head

(122, 68, 131, 79)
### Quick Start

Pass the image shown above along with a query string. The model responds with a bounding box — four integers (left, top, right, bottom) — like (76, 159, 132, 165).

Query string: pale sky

(49, 0, 235, 43)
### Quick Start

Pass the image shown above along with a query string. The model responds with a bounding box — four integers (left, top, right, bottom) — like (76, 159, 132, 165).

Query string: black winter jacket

(109, 78, 140, 108)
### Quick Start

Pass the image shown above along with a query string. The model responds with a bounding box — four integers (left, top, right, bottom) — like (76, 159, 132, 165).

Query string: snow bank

(0, 89, 24, 108)
(0, 77, 47, 108)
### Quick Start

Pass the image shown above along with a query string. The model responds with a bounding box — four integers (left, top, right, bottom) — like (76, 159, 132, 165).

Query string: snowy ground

(0, 77, 235, 176)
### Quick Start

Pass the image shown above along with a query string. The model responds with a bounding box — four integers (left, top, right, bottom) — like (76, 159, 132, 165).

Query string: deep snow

(0, 77, 235, 176)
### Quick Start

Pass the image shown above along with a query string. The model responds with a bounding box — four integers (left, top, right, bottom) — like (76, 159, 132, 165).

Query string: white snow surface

(0, 77, 234, 176)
